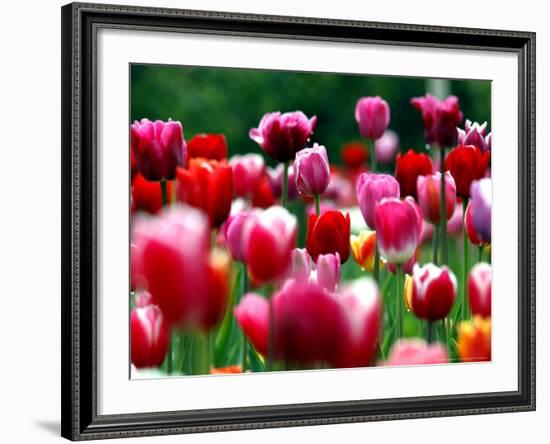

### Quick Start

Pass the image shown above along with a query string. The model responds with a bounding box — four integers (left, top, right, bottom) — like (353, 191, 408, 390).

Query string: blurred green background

(130, 64, 491, 165)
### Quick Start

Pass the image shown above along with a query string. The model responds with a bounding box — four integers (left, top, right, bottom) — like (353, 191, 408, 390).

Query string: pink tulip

(468, 262, 491, 317)
(249, 111, 317, 162)
(356, 173, 400, 229)
(290, 248, 313, 281)
(229, 153, 265, 198)
(355, 96, 391, 140)
(416, 172, 456, 224)
(294, 143, 331, 196)
(234, 293, 270, 356)
(130, 118, 186, 181)
(267, 164, 298, 200)
(385, 339, 448, 366)
(241, 206, 297, 284)
(374, 197, 422, 264)
(447, 203, 464, 236)
(222, 211, 250, 262)
(409, 263, 457, 321)
(457, 119, 491, 152)
(315, 253, 341, 292)
(374, 129, 399, 164)
(130, 304, 169, 369)
(387, 252, 417, 275)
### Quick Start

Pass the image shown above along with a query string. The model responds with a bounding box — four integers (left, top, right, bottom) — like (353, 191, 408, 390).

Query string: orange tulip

(457, 316, 491, 362)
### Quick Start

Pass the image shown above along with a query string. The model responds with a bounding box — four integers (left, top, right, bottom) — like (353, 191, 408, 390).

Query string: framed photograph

(61, 2, 536, 440)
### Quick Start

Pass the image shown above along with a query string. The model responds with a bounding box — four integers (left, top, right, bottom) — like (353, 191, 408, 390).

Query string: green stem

(478, 245, 483, 263)
(267, 297, 275, 371)
(462, 198, 470, 320)
(281, 162, 289, 208)
(314, 194, 321, 216)
(160, 178, 168, 207)
(395, 264, 403, 340)
(241, 264, 249, 372)
(439, 146, 448, 265)
(432, 224, 440, 265)
(427, 321, 434, 344)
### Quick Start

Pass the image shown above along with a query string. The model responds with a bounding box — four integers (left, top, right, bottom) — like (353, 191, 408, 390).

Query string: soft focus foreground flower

(315, 253, 341, 292)
(409, 263, 457, 320)
(131, 173, 172, 215)
(445, 145, 490, 198)
(131, 304, 169, 368)
(416, 172, 456, 224)
(267, 164, 298, 200)
(410, 94, 463, 147)
(306, 210, 351, 263)
(294, 143, 331, 196)
(176, 158, 233, 227)
(385, 339, 448, 366)
(354, 96, 391, 140)
(341, 142, 369, 169)
(356, 173, 400, 229)
(234, 293, 270, 356)
(229, 153, 265, 198)
(375, 130, 399, 164)
(470, 178, 491, 243)
(222, 211, 250, 262)
(457, 316, 491, 362)
(468, 262, 492, 317)
(374, 197, 423, 264)
(130, 118, 186, 181)
(249, 111, 317, 162)
(242, 206, 297, 283)
(394, 149, 433, 199)
(350, 230, 380, 272)
(457, 120, 491, 152)
(187, 133, 227, 161)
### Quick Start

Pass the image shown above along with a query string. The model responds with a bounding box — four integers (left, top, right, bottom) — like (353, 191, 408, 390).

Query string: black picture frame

(61, 2, 536, 440)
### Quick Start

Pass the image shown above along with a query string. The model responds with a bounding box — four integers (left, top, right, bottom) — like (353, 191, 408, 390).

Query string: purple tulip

(130, 118, 186, 181)
(354, 96, 391, 140)
(267, 164, 298, 200)
(315, 253, 341, 292)
(249, 111, 317, 162)
(294, 143, 331, 196)
(356, 173, 400, 230)
(470, 178, 491, 243)
(457, 119, 492, 152)
(375, 130, 399, 164)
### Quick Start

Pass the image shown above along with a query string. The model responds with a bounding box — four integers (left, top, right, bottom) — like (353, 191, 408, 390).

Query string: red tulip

(176, 158, 233, 227)
(409, 263, 457, 320)
(251, 175, 276, 209)
(385, 339, 448, 366)
(445, 145, 490, 198)
(374, 197, 422, 264)
(355, 96, 391, 140)
(416, 172, 456, 224)
(341, 142, 369, 169)
(306, 210, 351, 263)
(187, 133, 227, 161)
(130, 304, 169, 369)
(130, 118, 186, 181)
(230, 153, 265, 198)
(468, 262, 491, 317)
(394, 149, 433, 199)
(131, 173, 172, 215)
(241, 206, 297, 284)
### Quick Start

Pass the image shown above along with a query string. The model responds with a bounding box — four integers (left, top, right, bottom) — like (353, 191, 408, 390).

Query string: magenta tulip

(356, 173, 400, 229)
(315, 253, 341, 292)
(468, 262, 491, 317)
(249, 111, 317, 162)
(354, 96, 391, 140)
(470, 178, 491, 243)
(409, 263, 457, 321)
(416, 172, 456, 224)
(130, 118, 186, 181)
(457, 119, 491, 152)
(294, 143, 331, 196)
(385, 339, 448, 366)
(374, 129, 399, 164)
(222, 211, 250, 262)
(229, 153, 265, 198)
(130, 304, 169, 369)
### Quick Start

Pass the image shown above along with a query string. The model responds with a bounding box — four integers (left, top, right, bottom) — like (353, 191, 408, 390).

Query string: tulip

(375, 130, 400, 164)
(374, 197, 422, 264)
(332, 278, 381, 368)
(354, 96, 391, 141)
(134, 290, 152, 308)
(457, 120, 491, 152)
(130, 304, 169, 369)
(445, 145, 490, 199)
(176, 158, 233, 228)
(251, 175, 276, 209)
(465, 201, 486, 246)
(130, 118, 186, 181)
(416, 172, 456, 224)
(315, 253, 341, 292)
(323, 169, 356, 207)
(130, 243, 145, 291)
(341, 142, 369, 169)
(241, 206, 297, 284)
(387, 251, 417, 276)
(394, 149, 433, 199)
(447, 203, 464, 235)
(408, 263, 457, 321)
(210, 365, 243, 374)
(267, 164, 298, 201)
(470, 178, 491, 243)
(222, 211, 250, 262)
(187, 133, 228, 161)
(350, 230, 380, 272)
(229, 153, 265, 198)
(290, 248, 312, 281)
(249, 111, 317, 163)
(306, 210, 351, 263)
(356, 173, 400, 230)
(202, 248, 231, 330)
(410, 94, 463, 147)
(385, 339, 448, 366)
(457, 316, 491, 362)
(294, 143, 331, 200)
(234, 293, 270, 357)
(131, 173, 172, 215)
(468, 262, 492, 317)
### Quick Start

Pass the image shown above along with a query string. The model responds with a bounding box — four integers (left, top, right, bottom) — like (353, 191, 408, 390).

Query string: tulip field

(129, 65, 492, 377)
